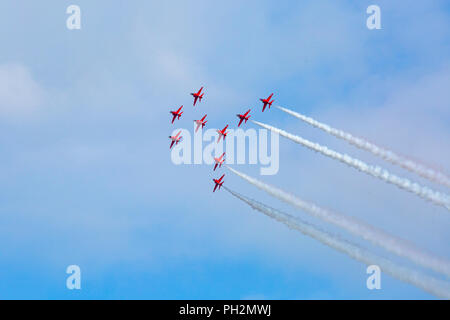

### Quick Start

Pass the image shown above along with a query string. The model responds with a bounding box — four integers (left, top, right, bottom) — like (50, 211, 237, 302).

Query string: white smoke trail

(277, 105, 450, 188)
(227, 166, 450, 278)
(252, 120, 450, 211)
(224, 186, 450, 299)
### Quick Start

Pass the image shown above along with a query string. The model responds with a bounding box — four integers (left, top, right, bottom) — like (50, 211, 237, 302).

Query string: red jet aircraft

(212, 174, 225, 192)
(191, 87, 204, 106)
(213, 152, 225, 171)
(236, 109, 251, 127)
(168, 131, 182, 149)
(194, 114, 207, 132)
(170, 105, 183, 124)
(216, 125, 228, 143)
(260, 93, 274, 112)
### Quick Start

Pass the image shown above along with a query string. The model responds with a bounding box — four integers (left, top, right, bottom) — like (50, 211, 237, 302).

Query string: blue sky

(0, 0, 449, 299)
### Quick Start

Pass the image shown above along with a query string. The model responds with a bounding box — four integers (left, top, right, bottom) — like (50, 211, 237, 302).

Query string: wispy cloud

(0, 63, 45, 118)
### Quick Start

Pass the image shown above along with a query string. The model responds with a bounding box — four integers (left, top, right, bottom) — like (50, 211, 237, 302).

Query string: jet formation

(168, 87, 275, 192)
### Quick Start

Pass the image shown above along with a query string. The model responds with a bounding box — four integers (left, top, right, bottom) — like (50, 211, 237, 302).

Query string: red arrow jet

(194, 114, 207, 132)
(191, 87, 204, 106)
(213, 152, 225, 171)
(170, 105, 183, 124)
(216, 125, 229, 143)
(169, 131, 182, 149)
(212, 174, 225, 192)
(260, 93, 274, 112)
(236, 109, 251, 127)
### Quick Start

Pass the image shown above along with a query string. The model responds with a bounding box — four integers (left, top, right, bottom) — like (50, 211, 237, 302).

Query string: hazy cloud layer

(0, 0, 449, 299)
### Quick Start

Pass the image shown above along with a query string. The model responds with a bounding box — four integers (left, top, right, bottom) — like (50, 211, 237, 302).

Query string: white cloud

(0, 63, 45, 118)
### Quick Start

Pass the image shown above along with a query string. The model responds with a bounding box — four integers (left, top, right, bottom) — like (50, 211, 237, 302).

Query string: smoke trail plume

(252, 120, 450, 211)
(227, 166, 450, 278)
(277, 106, 450, 188)
(224, 186, 450, 299)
